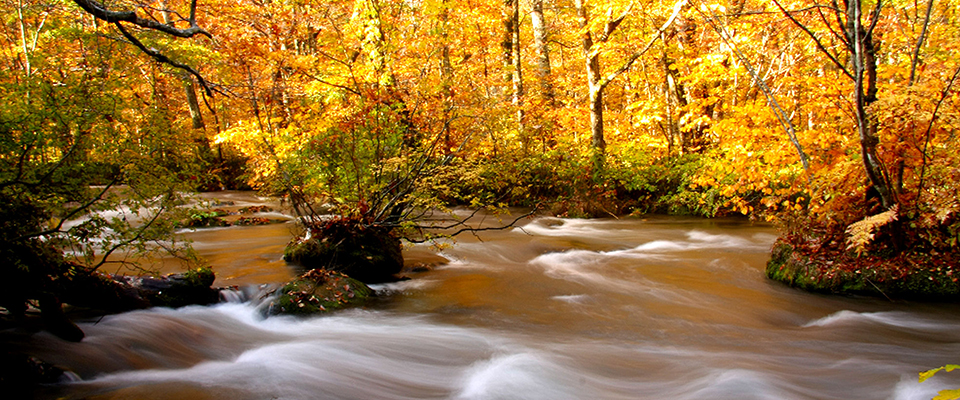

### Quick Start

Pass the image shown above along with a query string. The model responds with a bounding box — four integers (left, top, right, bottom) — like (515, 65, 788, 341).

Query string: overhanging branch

(72, 0, 210, 38)
(114, 22, 216, 97)
(73, 0, 216, 96)
(403, 208, 538, 244)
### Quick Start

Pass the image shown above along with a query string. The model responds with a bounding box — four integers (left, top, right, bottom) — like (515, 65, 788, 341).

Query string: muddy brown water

(9, 191, 960, 399)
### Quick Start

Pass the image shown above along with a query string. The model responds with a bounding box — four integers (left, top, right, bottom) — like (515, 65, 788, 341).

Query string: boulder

(267, 269, 374, 316)
(180, 210, 231, 228)
(0, 352, 67, 392)
(63, 266, 220, 312)
(284, 223, 403, 283)
(112, 267, 220, 308)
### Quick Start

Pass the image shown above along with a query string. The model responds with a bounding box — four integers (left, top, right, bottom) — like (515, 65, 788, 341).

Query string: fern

(934, 199, 958, 223)
(846, 205, 899, 255)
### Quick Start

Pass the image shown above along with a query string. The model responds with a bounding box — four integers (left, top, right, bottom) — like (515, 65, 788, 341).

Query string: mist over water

(10, 192, 960, 399)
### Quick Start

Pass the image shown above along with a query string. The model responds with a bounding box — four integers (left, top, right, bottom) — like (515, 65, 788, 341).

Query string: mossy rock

(65, 267, 220, 311)
(238, 205, 273, 214)
(268, 269, 374, 316)
(0, 352, 65, 390)
(181, 214, 230, 228)
(145, 267, 220, 308)
(283, 224, 403, 284)
(766, 239, 960, 301)
(234, 216, 273, 226)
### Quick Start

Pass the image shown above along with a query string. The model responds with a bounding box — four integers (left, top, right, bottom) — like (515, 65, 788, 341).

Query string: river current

(10, 191, 960, 399)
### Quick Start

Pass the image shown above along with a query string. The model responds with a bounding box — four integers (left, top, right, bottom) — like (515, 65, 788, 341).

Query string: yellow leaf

(934, 389, 960, 400)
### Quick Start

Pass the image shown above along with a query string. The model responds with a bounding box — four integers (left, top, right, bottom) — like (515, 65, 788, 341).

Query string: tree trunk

(439, 0, 454, 89)
(16, 0, 32, 78)
(501, 0, 516, 89)
(575, 0, 606, 156)
(847, 0, 895, 209)
(162, 0, 206, 136)
(511, 0, 524, 136)
(439, 0, 455, 154)
(354, 0, 392, 86)
(530, 0, 555, 104)
(502, 0, 523, 134)
(184, 77, 205, 130)
(664, 60, 692, 153)
(899, 0, 936, 192)
(662, 48, 678, 156)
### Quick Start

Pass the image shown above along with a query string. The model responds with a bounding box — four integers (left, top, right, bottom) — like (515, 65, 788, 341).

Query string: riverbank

(766, 238, 960, 301)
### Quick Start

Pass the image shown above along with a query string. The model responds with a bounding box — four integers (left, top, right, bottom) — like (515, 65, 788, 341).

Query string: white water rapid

(7, 192, 960, 400)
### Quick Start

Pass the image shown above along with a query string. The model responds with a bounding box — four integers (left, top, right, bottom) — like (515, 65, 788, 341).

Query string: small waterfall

(218, 287, 247, 303)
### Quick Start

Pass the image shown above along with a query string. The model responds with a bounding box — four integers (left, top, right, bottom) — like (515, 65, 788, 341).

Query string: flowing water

(8, 191, 960, 399)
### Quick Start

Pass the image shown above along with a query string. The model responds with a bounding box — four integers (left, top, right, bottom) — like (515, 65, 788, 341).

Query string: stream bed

(8, 191, 960, 399)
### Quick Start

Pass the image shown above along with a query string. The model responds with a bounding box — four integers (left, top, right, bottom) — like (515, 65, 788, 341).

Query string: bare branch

(13, 179, 119, 242)
(113, 22, 216, 97)
(598, 0, 686, 90)
(771, 0, 854, 81)
(90, 202, 168, 272)
(72, 0, 210, 38)
(72, 0, 217, 96)
(403, 209, 538, 244)
(865, 0, 883, 39)
(814, 4, 847, 48)
(599, 4, 634, 43)
(298, 69, 362, 96)
(698, 1, 810, 171)
(909, 0, 935, 85)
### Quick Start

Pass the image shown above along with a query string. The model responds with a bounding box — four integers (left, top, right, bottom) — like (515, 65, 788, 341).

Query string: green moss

(283, 223, 403, 283)
(269, 269, 374, 316)
(766, 238, 960, 301)
(180, 210, 231, 228)
(183, 266, 215, 287)
(149, 267, 219, 308)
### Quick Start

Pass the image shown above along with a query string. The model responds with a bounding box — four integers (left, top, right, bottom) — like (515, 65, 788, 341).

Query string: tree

(530, 0, 555, 105)
(696, 3, 809, 168)
(501, 0, 524, 134)
(574, 0, 686, 168)
(0, 0, 218, 341)
(772, 0, 892, 207)
(71, 0, 214, 95)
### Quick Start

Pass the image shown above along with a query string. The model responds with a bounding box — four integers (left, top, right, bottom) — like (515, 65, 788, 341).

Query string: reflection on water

(7, 193, 960, 399)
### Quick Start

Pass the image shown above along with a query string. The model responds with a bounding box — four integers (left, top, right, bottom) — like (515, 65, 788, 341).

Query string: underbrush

(431, 147, 785, 219)
(768, 187, 960, 299)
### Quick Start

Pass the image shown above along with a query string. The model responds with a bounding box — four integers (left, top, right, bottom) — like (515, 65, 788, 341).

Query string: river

(10, 191, 960, 399)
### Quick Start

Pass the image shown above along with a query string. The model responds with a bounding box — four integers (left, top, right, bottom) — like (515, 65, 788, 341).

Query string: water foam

(551, 294, 591, 304)
(519, 218, 626, 238)
(891, 372, 959, 400)
(529, 250, 645, 291)
(370, 279, 439, 293)
(803, 310, 951, 331)
(78, 306, 512, 399)
(456, 352, 580, 400)
(679, 368, 795, 400)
